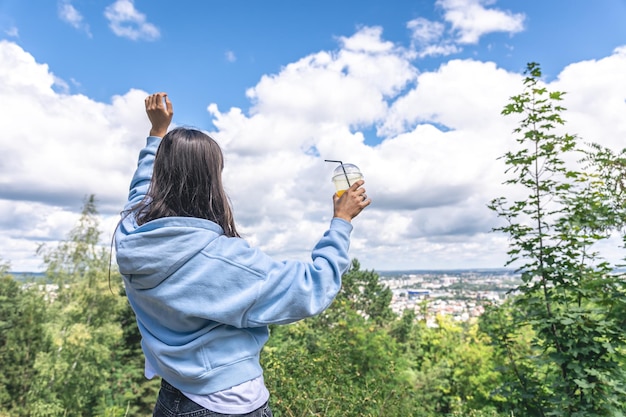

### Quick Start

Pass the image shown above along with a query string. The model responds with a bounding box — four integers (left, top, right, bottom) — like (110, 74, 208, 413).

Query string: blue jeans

(153, 379, 273, 417)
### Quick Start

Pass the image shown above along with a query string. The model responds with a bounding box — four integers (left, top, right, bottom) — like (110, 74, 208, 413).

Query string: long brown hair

(134, 127, 239, 237)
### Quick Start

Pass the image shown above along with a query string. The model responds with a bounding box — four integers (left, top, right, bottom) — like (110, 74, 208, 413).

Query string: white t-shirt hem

(145, 359, 269, 414)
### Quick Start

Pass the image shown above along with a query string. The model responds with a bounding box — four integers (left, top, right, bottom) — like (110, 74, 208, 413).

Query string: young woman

(115, 92, 371, 416)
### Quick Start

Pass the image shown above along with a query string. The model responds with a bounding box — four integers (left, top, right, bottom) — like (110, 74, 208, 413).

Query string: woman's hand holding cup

(333, 179, 370, 222)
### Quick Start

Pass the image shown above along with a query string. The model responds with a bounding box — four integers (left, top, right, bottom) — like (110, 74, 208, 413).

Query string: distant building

(407, 290, 430, 299)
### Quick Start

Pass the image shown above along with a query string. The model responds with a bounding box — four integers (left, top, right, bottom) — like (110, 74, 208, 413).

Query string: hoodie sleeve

(124, 136, 162, 211)
(182, 217, 353, 328)
(245, 217, 353, 326)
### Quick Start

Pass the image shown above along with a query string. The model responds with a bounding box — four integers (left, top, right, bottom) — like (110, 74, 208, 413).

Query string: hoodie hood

(116, 216, 223, 290)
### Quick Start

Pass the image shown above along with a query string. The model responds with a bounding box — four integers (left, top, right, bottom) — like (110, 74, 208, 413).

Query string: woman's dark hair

(133, 127, 239, 237)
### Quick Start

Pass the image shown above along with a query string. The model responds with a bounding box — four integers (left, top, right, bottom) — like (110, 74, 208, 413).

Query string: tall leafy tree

(0, 261, 51, 416)
(336, 259, 395, 325)
(486, 62, 626, 416)
(28, 196, 142, 416)
(112, 292, 161, 416)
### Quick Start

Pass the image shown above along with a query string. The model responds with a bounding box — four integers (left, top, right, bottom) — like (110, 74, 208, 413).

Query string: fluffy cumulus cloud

(205, 29, 626, 271)
(0, 40, 150, 270)
(552, 46, 626, 150)
(409, 0, 525, 57)
(437, 0, 525, 44)
(104, 0, 160, 41)
(407, 18, 461, 58)
(2, 29, 626, 272)
(206, 29, 521, 271)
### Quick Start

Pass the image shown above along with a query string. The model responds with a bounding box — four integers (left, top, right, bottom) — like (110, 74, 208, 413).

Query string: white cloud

(408, 17, 445, 45)
(104, 0, 160, 41)
(0, 40, 55, 94)
(58, 0, 92, 37)
(552, 47, 626, 151)
(437, 0, 525, 44)
(0, 43, 147, 201)
(417, 43, 462, 58)
(381, 59, 521, 135)
(1, 25, 625, 272)
(407, 17, 461, 58)
(239, 26, 415, 133)
(406, 0, 523, 57)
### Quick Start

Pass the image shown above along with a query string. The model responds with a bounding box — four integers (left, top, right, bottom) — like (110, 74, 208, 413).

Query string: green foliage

(6, 195, 156, 417)
(404, 315, 503, 415)
(485, 62, 626, 416)
(263, 262, 508, 416)
(0, 261, 51, 415)
(337, 259, 395, 325)
(263, 263, 414, 416)
(112, 292, 161, 415)
(37, 195, 104, 288)
(479, 300, 548, 415)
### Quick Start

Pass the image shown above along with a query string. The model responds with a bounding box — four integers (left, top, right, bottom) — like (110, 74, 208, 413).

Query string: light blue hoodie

(115, 136, 353, 395)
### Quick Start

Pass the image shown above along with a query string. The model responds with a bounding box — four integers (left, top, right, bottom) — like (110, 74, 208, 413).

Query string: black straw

(324, 159, 351, 187)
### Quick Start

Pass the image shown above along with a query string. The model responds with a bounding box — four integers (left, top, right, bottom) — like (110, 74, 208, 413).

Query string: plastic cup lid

(332, 163, 361, 176)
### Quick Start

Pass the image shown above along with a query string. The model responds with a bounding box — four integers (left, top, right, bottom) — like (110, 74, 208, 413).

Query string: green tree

(28, 195, 145, 416)
(478, 299, 546, 416)
(486, 62, 626, 416)
(264, 259, 511, 416)
(401, 314, 502, 416)
(336, 259, 395, 325)
(263, 260, 413, 416)
(0, 261, 51, 416)
(112, 296, 160, 416)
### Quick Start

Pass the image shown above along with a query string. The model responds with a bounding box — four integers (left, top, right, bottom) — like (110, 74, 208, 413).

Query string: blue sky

(1, 0, 626, 272)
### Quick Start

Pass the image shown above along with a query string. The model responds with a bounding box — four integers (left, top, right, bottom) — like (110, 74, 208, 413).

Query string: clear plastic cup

(331, 163, 363, 197)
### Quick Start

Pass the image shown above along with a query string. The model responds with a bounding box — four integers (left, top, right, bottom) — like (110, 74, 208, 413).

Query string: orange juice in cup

(331, 163, 363, 197)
